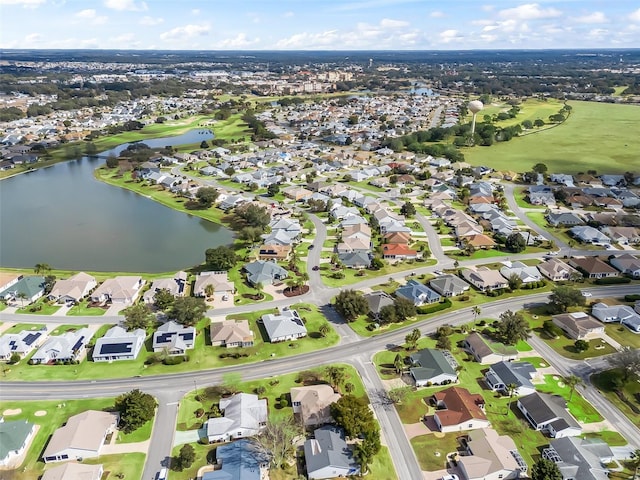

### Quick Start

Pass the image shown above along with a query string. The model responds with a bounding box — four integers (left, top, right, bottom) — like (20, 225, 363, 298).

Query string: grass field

(463, 100, 640, 174)
(591, 368, 640, 428)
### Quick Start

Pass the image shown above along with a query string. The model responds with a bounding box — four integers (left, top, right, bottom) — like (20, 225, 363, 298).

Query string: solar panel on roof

(181, 332, 194, 341)
(71, 336, 85, 351)
(99, 342, 133, 354)
(156, 332, 174, 343)
(23, 332, 42, 346)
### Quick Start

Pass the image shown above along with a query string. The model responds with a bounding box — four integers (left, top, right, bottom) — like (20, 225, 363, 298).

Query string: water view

(0, 130, 234, 272)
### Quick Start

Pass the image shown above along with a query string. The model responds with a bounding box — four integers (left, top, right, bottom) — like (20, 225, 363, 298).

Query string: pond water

(0, 130, 234, 272)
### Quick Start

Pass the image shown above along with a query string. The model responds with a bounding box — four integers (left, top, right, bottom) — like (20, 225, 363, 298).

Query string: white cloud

(218, 33, 261, 48)
(25, 33, 42, 43)
(379, 18, 409, 28)
(75, 9, 108, 25)
(140, 16, 164, 26)
(104, 0, 147, 11)
(574, 12, 607, 24)
(439, 29, 462, 43)
(630, 8, 640, 22)
(160, 23, 210, 41)
(498, 3, 561, 21)
(282, 11, 294, 18)
(429, 11, 445, 18)
(482, 5, 494, 12)
(0, 0, 45, 7)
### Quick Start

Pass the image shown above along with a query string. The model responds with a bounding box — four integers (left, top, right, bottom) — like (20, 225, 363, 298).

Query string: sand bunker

(2, 408, 22, 416)
(34, 410, 47, 417)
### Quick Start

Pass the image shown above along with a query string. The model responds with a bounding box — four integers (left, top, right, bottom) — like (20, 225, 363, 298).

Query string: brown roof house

(210, 320, 254, 348)
(258, 244, 291, 261)
(43, 410, 119, 463)
(430, 386, 490, 433)
(291, 384, 341, 426)
(462, 267, 508, 292)
(538, 258, 582, 282)
(569, 257, 619, 279)
(458, 428, 528, 480)
(552, 312, 604, 340)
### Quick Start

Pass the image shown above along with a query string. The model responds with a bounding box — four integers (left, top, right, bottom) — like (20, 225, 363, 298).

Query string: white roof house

(261, 308, 307, 343)
(142, 271, 187, 303)
(41, 463, 104, 480)
(92, 326, 146, 362)
(90, 276, 144, 304)
(193, 271, 234, 298)
(48, 272, 97, 304)
(31, 328, 94, 364)
(206, 393, 267, 443)
(591, 303, 640, 333)
(0, 327, 48, 361)
(500, 261, 542, 284)
(153, 321, 196, 354)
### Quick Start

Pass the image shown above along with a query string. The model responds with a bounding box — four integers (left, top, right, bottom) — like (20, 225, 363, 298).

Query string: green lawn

(49, 324, 88, 335)
(514, 186, 545, 210)
(535, 374, 603, 423)
(462, 100, 640, 174)
(83, 453, 146, 480)
(117, 418, 154, 444)
(584, 430, 629, 447)
(4, 323, 46, 334)
(410, 432, 462, 471)
(320, 259, 437, 288)
(605, 323, 640, 349)
(67, 299, 108, 316)
(449, 245, 548, 261)
(16, 299, 61, 315)
(591, 368, 640, 428)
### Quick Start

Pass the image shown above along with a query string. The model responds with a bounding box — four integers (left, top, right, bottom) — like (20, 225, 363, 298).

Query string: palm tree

(15, 292, 28, 307)
(506, 383, 518, 413)
(344, 382, 355, 394)
(565, 375, 582, 403)
(254, 282, 264, 299)
(631, 448, 640, 480)
(285, 279, 296, 293)
(204, 284, 215, 300)
(34, 263, 51, 275)
(300, 272, 309, 285)
(472, 306, 481, 321)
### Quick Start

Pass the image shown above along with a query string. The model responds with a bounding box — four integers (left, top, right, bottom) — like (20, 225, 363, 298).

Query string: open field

(463, 98, 565, 129)
(463, 101, 640, 174)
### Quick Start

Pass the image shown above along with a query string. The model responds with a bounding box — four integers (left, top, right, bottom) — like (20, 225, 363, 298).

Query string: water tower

(468, 100, 484, 137)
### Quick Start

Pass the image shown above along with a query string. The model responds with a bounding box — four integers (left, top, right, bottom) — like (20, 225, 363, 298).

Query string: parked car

(441, 475, 459, 480)
(308, 244, 314, 249)
(312, 265, 319, 271)
(582, 291, 592, 297)
(157, 468, 168, 480)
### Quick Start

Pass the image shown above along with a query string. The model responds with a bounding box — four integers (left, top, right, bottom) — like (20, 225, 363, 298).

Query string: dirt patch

(2, 408, 21, 416)
(34, 410, 47, 417)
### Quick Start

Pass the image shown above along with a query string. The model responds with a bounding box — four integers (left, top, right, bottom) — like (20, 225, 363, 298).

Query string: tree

(400, 201, 416, 218)
(565, 375, 582, 402)
(154, 288, 174, 310)
(318, 323, 330, 338)
(204, 284, 215, 299)
(195, 187, 219, 208)
(388, 386, 412, 404)
(549, 286, 586, 313)
(205, 245, 238, 270)
(325, 366, 346, 391)
(405, 328, 421, 350)
(85, 141, 98, 155)
(173, 444, 196, 471)
(472, 306, 481, 320)
(253, 416, 302, 469)
(15, 292, 28, 307)
(354, 434, 381, 474)
(505, 233, 526, 253)
(122, 303, 154, 331)
(334, 290, 368, 322)
(506, 382, 518, 413)
(533, 118, 545, 128)
(496, 310, 531, 345)
(573, 339, 589, 353)
(8, 352, 20, 364)
(200, 140, 209, 149)
(393, 353, 404, 374)
(436, 336, 452, 350)
(267, 183, 280, 197)
(508, 273, 523, 290)
(379, 304, 398, 325)
(106, 154, 119, 168)
(609, 347, 640, 384)
(344, 382, 355, 394)
(330, 395, 377, 439)
(394, 297, 416, 321)
(169, 296, 207, 326)
(114, 389, 157, 433)
(630, 448, 640, 480)
(34, 263, 51, 274)
(238, 226, 263, 245)
(231, 203, 271, 231)
(532, 163, 548, 174)
(531, 458, 562, 480)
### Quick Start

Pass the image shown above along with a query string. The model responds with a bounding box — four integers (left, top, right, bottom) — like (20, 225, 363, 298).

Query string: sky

(1, 0, 639, 50)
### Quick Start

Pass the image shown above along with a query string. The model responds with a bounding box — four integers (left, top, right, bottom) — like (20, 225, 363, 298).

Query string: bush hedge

(594, 277, 631, 285)
(624, 294, 640, 301)
(417, 298, 452, 315)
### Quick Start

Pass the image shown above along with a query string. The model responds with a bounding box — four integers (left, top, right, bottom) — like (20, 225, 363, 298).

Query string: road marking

(166, 402, 180, 406)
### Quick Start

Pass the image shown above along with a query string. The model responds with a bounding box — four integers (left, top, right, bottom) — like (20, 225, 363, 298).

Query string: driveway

(173, 428, 205, 447)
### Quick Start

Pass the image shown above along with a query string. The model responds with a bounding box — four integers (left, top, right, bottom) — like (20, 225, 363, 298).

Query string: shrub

(624, 294, 640, 301)
(416, 298, 452, 315)
(543, 320, 563, 338)
(595, 277, 631, 285)
(163, 355, 186, 365)
(331, 271, 346, 279)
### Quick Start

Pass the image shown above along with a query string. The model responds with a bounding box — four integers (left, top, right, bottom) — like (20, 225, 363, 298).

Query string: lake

(0, 130, 235, 273)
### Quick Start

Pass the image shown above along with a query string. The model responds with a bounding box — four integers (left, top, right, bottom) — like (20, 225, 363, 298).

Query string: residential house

(0, 419, 36, 467)
(484, 361, 538, 396)
(429, 275, 470, 297)
(283, 186, 313, 201)
(462, 267, 508, 292)
(210, 320, 254, 348)
(142, 271, 187, 304)
(90, 276, 144, 304)
(462, 332, 518, 364)
(465, 234, 497, 249)
(570, 226, 612, 245)
(42, 410, 120, 462)
(538, 258, 581, 282)
(601, 227, 640, 245)
(193, 271, 234, 299)
(304, 426, 360, 480)
(153, 321, 196, 354)
(261, 308, 307, 343)
(243, 260, 288, 286)
(542, 436, 613, 480)
(569, 257, 619, 279)
(206, 393, 267, 443)
(517, 392, 582, 438)
(0, 275, 45, 306)
(382, 243, 420, 261)
(41, 463, 104, 480)
(395, 280, 441, 306)
(0, 273, 21, 292)
(291, 384, 341, 426)
(0, 327, 47, 361)
(458, 428, 528, 480)
(92, 326, 146, 362)
(48, 272, 97, 304)
(552, 312, 604, 340)
(529, 185, 556, 206)
(363, 291, 395, 320)
(546, 212, 584, 227)
(430, 386, 490, 433)
(409, 348, 458, 387)
(257, 244, 291, 261)
(609, 254, 640, 278)
(500, 261, 543, 284)
(31, 328, 94, 364)
(202, 439, 269, 480)
(382, 231, 411, 245)
(338, 251, 371, 269)
(268, 217, 302, 243)
(591, 303, 640, 333)
(336, 236, 371, 255)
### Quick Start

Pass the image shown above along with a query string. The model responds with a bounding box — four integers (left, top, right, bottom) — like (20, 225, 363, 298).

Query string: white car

(581, 291, 592, 297)
(442, 475, 459, 480)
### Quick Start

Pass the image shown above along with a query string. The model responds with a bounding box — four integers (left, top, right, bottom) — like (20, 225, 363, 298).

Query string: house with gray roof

(0, 419, 36, 467)
(538, 258, 581, 282)
(542, 437, 613, 480)
(203, 439, 269, 480)
(142, 271, 187, 304)
(206, 393, 267, 443)
(569, 226, 610, 245)
(609, 253, 640, 277)
(243, 261, 288, 286)
(552, 311, 604, 340)
(517, 392, 582, 438)
(395, 279, 441, 306)
(462, 332, 518, 364)
(338, 251, 371, 269)
(591, 303, 640, 333)
(92, 326, 146, 362)
(363, 291, 394, 320)
(304, 426, 360, 480)
(31, 328, 94, 364)
(153, 321, 196, 354)
(485, 361, 538, 396)
(500, 261, 542, 284)
(546, 212, 584, 227)
(41, 463, 104, 480)
(261, 308, 307, 343)
(429, 274, 470, 297)
(458, 428, 528, 480)
(409, 348, 458, 387)
(0, 327, 48, 361)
